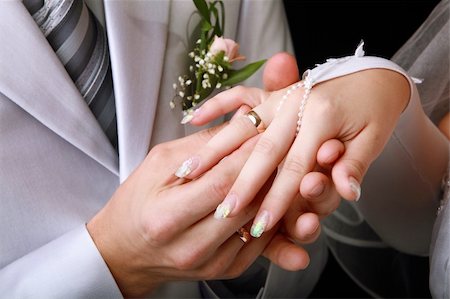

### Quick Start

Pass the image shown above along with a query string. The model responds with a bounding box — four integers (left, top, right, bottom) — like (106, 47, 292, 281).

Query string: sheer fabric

(323, 0, 449, 297)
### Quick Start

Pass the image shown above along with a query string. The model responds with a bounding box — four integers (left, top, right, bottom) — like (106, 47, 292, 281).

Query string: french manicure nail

(175, 156, 199, 178)
(251, 210, 270, 238)
(180, 113, 194, 124)
(193, 107, 202, 117)
(349, 177, 361, 201)
(214, 193, 237, 219)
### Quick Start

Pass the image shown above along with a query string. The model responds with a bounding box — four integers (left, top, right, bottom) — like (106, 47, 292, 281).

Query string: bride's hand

(177, 60, 409, 238)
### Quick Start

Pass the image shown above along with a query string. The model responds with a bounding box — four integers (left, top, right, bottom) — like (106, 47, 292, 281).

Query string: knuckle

(254, 136, 278, 155)
(141, 217, 175, 246)
(344, 158, 367, 179)
(204, 144, 222, 161)
(150, 143, 167, 155)
(173, 247, 205, 271)
(146, 144, 169, 163)
(201, 266, 221, 281)
(283, 156, 308, 176)
(313, 194, 341, 217)
(231, 85, 246, 95)
(266, 189, 290, 204)
(309, 94, 335, 117)
(205, 179, 231, 201)
(172, 256, 192, 271)
(201, 257, 228, 280)
(231, 114, 253, 130)
(197, 124, 226, 143)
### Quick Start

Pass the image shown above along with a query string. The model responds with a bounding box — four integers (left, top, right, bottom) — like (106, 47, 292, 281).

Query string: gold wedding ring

(246, 110, 265, 133)
(237, 227, 251, 243)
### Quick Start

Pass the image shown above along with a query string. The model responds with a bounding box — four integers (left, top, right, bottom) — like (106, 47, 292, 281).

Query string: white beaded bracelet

(276, 69, 313, 135)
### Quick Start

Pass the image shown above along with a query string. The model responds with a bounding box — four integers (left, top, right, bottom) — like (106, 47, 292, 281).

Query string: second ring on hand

(237, 227, 251, 243)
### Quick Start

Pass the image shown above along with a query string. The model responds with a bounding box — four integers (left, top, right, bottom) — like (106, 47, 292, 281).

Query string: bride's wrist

(361, 69, 410, 113)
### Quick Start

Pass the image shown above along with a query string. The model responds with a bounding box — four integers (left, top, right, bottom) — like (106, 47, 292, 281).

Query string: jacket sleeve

(0, 225, 123, 298)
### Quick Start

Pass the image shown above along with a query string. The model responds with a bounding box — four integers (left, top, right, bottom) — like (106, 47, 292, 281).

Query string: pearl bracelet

(276, 69, 313, 135)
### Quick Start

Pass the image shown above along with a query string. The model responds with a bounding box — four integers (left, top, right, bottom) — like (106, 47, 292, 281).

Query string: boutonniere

(170, 0, 266, 124)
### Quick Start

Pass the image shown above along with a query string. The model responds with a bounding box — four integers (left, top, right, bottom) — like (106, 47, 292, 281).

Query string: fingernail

(214, 193, 237, 219)
(309, 181, 325, 197)
(349, 177, 361, 201)
(251, 210, 270, 238)
(180, 112, 194, 124)
(193, 107, 202, 117)
(175, 156, 199, 178)
(181, 108, 201, 124)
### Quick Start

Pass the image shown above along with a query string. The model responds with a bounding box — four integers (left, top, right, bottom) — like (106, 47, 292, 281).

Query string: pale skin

(88, 133, 276, 297)
(86, 53, 330, 297)
(183, 54, 410, 238)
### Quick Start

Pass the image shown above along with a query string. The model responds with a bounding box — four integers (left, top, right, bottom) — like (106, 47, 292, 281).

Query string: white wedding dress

(317, 0, 449, 297)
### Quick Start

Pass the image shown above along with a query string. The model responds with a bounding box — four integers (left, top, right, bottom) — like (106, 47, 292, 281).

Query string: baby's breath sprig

(171, 0, 266, 124)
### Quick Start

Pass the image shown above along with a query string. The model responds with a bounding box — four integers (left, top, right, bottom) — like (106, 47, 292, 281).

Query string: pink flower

(209, 36, 246, 62)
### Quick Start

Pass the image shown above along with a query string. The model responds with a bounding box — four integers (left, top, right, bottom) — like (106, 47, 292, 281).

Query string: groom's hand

(87, 125, 280, 297)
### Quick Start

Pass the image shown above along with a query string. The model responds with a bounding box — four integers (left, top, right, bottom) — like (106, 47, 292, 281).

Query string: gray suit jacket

(0, 1, 328, 298)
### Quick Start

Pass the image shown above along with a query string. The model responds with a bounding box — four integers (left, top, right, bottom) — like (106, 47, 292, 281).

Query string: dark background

(283, 0, 440, 72)
(282, 0, 440, 298)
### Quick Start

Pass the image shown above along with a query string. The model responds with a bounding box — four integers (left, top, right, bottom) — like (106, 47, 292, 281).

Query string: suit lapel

(104, 0, 171, 181)
(0, 1, 119, 175)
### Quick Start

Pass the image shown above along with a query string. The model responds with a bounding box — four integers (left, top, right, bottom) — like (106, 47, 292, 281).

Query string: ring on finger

(236, 227, 251, 243)
(245, 110, 265, 133)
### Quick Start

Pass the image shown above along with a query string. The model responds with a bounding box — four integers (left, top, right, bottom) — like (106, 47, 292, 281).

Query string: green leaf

(209, 5, 222, 37)
(211, 51, 232, 69)
(212, 1, 225, 36)
(193, 0, 210, 23)
(199, 29, 207, 50)
(201, 21, 212, 32)
(221, 60, 267, 86)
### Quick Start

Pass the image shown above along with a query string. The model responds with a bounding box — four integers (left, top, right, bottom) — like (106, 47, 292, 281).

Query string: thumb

(331, 128, 384, 201)
(263, 52, 299, 91)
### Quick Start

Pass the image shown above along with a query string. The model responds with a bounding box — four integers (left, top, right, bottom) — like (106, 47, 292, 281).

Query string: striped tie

(24, 0, 118, 149)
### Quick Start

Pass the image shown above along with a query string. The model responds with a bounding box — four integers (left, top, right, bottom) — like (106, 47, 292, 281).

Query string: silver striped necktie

(24, 0, 118, 149)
